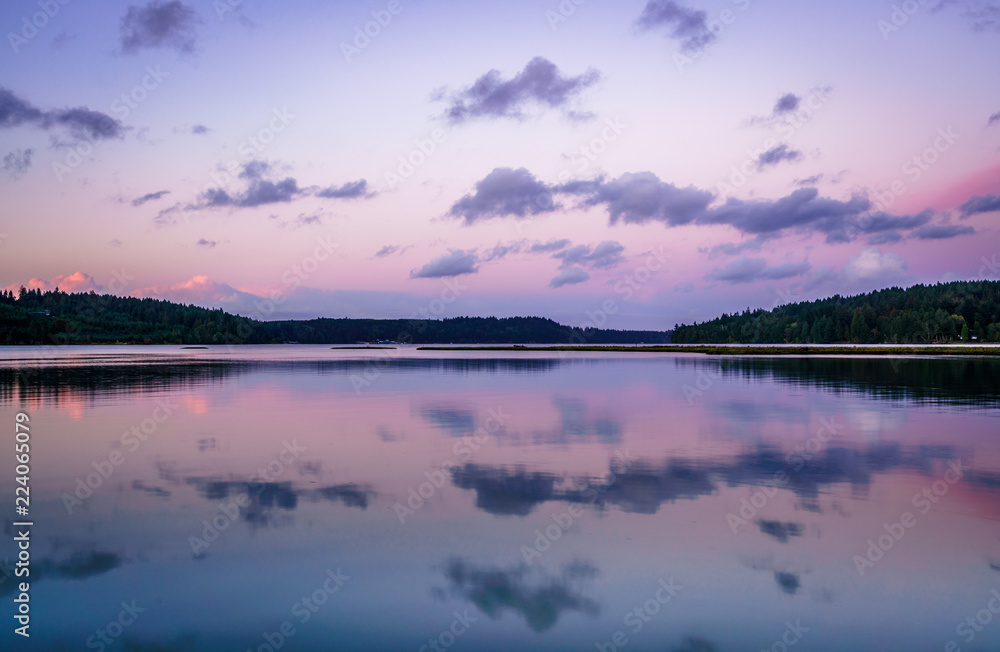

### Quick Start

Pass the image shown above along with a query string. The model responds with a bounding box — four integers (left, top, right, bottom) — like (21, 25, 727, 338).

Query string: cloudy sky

(2, 0, 999, 329)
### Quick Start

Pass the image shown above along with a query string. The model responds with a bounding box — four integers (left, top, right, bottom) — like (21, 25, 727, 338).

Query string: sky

(1, 0, 999, 330)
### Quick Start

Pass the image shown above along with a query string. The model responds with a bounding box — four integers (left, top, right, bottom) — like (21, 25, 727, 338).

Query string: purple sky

(2, 0, 999, 329)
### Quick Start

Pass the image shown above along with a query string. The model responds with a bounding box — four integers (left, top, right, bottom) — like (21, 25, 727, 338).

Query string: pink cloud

(3, 271, 101, 294)
(131, 275, 246, 304)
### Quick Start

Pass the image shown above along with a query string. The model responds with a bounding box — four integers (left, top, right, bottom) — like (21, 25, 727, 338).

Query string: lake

(1, 346, 999, 651)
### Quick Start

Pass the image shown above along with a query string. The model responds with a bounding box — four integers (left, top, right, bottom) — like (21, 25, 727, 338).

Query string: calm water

(1, 346, 999, 651)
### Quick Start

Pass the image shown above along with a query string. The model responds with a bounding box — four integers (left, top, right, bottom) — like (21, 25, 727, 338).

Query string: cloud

(4, 271, 101, 294)
(154, 202, 182, 226)
(674, 282, 695, 293)
(0, 87, 125, 140)
(584, 171, 714, 226)
(550, 266, 590, 288)
(529, 239, 571, 253)
(441, 57, 600, 124)
(448, 167, 984, 244)
(191, 124, 209, 135)
(911, 224, 975, 239)
(316, 179, 372, 199)
(376, 245, 400, 257)
(794, 174, 824, 187)
(131, 189, 170, 206)
(842, 248, 909, 285)
(634, 0, 716, 52)
(758, 520, 804, 543)
(196, 238, 216, 248)
(775, 571, 801, 595)
(2, 148, 32, 179)
(196, 161, 303, 208)
(702, 188, 870, 243)
(448, 167, 558, 223)
(132, 275, 247, 304)
(756, 144, 804, 169)
(707, 257, 811, 284)
(960, 194, 1000, 217)
(554, 241, 625, 270)
(774, 93, 801, 114)
(109, 239, 123, 247)
(440, 558, 599, 632)
(119, 0, 199, 55)
(411, 250, 479, 279)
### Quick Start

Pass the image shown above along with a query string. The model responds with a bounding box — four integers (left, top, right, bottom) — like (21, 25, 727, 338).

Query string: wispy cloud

(119, 0, 200, 55)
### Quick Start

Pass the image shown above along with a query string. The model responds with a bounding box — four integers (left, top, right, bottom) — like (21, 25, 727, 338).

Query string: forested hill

(672, 281, 1000, 344)
(0, 288, 669, 345)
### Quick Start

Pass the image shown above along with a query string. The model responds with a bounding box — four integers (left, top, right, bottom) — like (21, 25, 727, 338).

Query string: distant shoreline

(416, 345, 1000, 356)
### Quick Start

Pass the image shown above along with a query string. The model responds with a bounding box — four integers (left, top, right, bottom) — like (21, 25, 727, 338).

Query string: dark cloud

(449, 167, 984, 244)
(411, 250, 479, 279)
(775, 571, 801, 595)
(989, 112, 1000, 127)
(0, 87, 124, 141)
(131, 190, 171, 206)
(196, 161, 303, 208)
(2, 148, 33, 179)
(911, 224, 975, 240)
(440, 558, 599, 632)
(634, 0, 717, 52)
(196, 238, 216, 248)
(554, 241, 625, 270)
(191, 124, 209, 135)
(757, 144, 804, 169)
(120, 0, 199, 55)
(50, 107, 127, 140)
(867, 231, 903, 245)
(855, 210, 932, 234)
(960, 194, 1000, 217)
(701, 188, 870, 243)
(448, 167, 558, 223)
(529, 239, 571, 253)
(758, 520, 804, 543)
(707, 257, 811, 284)
(317, 179, 372, 199)
(442, 57, 600, 123)
(585, 171, 714, 226)
(550, 266, 590, 288)
(774, 93, 801, 114)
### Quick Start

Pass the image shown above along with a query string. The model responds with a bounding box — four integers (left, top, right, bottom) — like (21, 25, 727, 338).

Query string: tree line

(672, 281, 1000, 344)
(0, 288, 669, 345)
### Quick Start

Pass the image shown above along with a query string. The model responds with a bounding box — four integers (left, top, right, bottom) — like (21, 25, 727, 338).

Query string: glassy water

(1, 346, 999, 651)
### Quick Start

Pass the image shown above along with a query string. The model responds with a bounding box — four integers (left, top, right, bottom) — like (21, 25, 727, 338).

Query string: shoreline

(415, 345, 1000, 356)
